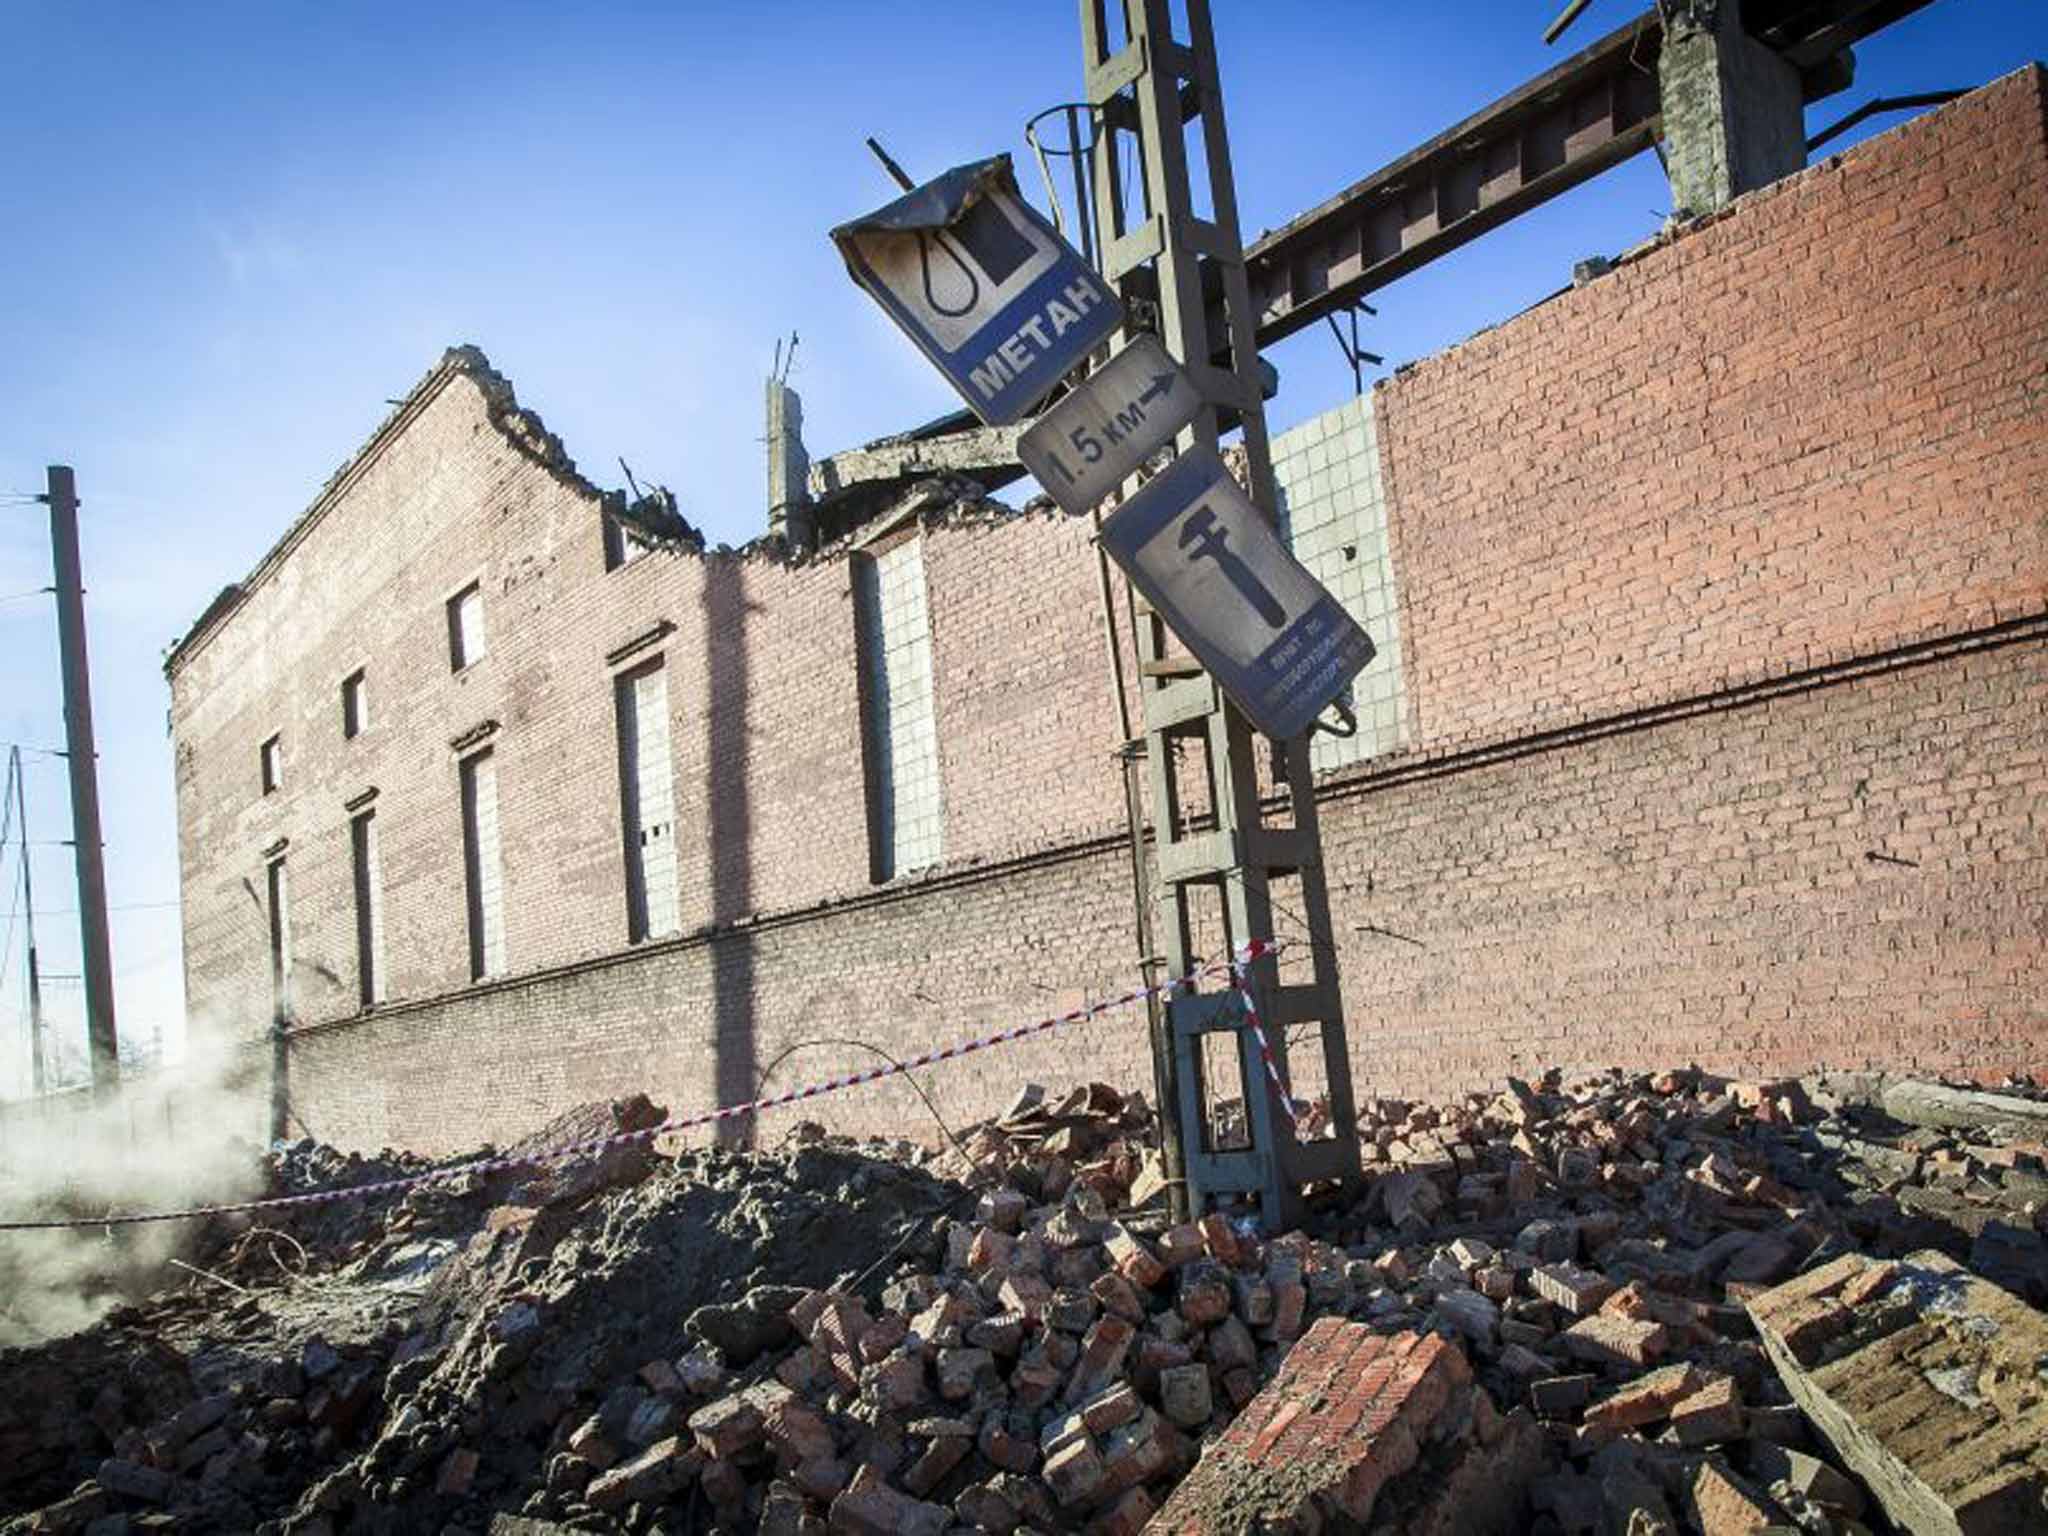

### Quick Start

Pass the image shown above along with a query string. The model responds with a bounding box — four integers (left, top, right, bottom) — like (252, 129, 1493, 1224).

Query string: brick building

(167, 71, 2047, 1154)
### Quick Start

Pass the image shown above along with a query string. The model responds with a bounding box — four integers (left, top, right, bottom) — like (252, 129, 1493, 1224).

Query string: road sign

(831, 156, 1122, 426)
(1018, 335, 1200, 514)
(1098, 446, 1376, 740)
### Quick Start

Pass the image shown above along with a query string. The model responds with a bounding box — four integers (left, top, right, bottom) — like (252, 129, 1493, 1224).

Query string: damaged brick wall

(168, 69, 2048, 1153)
(1372, 66, 2048, 762)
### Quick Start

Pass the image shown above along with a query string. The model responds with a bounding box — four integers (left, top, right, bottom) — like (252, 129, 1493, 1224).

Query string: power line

(38, 898, 181, 915)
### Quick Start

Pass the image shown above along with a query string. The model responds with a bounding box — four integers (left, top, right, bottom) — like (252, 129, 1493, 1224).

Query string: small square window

(603, 515, 654, 572)
(448, 582, 485, 671)
(342, 669, 367, 739)
(260, 734, 282, 794)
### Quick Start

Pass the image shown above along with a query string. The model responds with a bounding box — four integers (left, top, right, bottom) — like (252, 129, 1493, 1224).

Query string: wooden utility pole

(1078, 0, 1361, 1229)
(43, 465, 120, 1093)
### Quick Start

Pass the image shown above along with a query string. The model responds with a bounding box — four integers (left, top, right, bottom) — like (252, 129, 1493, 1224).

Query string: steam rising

(0, 1036, 269, 1348)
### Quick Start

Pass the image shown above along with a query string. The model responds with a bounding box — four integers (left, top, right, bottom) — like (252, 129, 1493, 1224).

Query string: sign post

(1075, 0, 1367, 1230)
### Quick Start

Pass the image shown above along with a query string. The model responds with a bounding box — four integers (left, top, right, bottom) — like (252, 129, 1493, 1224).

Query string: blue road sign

(1099, 447, 1377, 740)
(831, 157, 1122, 427)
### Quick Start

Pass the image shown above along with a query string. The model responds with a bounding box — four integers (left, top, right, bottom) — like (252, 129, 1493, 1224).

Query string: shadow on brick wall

(706, 560, 759, 1147)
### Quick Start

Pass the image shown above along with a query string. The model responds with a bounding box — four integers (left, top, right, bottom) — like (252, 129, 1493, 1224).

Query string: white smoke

(0, 1026, 269, 1347)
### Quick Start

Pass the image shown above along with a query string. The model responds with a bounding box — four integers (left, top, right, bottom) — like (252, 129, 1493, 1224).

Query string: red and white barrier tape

(1230, 958, 1299, 1127)
(0, 940, 1282, 1232)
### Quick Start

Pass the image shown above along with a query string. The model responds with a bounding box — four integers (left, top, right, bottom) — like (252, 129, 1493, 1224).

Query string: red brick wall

(168, 70, 2048, 1153)
(1314, 634, 2048, 1101)
(1375, 67, 2048, 758)
(168, 371, 1132, 1074)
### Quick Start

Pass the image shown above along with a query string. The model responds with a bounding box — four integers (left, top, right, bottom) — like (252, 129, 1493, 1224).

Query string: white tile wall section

(856, 535, 944, 879)
(1269, 391, 1409, 772)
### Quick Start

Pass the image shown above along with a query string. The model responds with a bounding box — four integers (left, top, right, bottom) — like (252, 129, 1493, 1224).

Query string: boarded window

(260, 734, 282, 794)
(615, 659, 680, 941)
(460, 749, 506, 980)
(351, 809, 384, 1006)
(854, 535, 943, 882)
(342, 669, 367, 739)
(266, 856, 291, 1019)
(448, 582, 486, 671)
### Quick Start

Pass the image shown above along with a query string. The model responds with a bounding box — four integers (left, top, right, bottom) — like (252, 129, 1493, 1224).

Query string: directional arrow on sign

(1018, 335, 1202, 515)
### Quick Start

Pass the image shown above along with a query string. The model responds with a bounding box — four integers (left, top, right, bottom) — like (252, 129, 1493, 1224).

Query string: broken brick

(1689, 1461, 1782, 1536)
(1583, 1363, 1702, 1432)
(1531, 1261, 1616, 1317)
(1562, 1313, 1668, 1370)
(1670, 1376, 1744, 1446)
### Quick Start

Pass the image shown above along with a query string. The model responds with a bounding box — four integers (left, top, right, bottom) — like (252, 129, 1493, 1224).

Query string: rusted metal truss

(1237, 0, 1934, 350)
(1239, 16, 1664, 348)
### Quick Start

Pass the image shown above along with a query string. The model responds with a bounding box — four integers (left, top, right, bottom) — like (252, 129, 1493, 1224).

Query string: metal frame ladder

(1079, 0, 1361, 1231)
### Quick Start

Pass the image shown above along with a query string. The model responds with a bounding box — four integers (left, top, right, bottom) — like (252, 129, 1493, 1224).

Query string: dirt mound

(0, 1100, 960, 1535)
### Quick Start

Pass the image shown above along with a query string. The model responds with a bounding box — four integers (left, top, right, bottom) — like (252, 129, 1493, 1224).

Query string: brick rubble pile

(3, 1068, 2046, 1535)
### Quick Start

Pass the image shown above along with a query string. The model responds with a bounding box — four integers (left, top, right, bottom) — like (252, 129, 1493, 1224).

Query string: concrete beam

(1878, 1079, 2048, 1140)
(1659, 0, 1807, 217)
(1748, 1250, 2048, 1536)
(1239, 16, 1662, 350)
(807, 416, 1028, 506)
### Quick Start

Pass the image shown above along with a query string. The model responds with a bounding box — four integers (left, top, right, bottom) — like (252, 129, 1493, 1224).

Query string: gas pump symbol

(1179, 503, 1286, 629)
(919, 196, 1038, 317)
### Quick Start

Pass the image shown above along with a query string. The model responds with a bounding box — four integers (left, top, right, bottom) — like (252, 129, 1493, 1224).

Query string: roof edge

(163, 345, 612, 679)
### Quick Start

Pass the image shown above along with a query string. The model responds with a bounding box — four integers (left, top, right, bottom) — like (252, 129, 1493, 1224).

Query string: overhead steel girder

(1235, 0, 1935, 351)
(1239, 15, 1664, 350)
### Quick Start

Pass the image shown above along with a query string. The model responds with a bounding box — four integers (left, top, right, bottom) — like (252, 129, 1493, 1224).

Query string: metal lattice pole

(1079, 0, 1360, 1228)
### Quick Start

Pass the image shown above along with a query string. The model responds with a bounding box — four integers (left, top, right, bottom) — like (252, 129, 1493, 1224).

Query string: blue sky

(0, 1, 2037, 1095)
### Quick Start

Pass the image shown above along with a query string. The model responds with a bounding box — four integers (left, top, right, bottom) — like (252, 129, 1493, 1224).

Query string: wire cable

(753, 1035, 993, 1297)
(753, 1036, 978, 1168)
(0, 749, 15, 850)
(0, 588, 52, 607)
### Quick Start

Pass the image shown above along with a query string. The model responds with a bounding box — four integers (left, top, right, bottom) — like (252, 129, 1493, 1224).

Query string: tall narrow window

(854, 534, 943, 882)
(615, 659, 679, 942)
(266, 856, 291, 1020)
(260, 734, 282, 794)
(460, 749, 505, 980)
(350, 809, 384, 1006)
(448, 582, 486, 671)
(342, 669, 368, 739)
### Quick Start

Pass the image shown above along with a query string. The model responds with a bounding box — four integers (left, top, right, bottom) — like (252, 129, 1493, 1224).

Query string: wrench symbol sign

(1178, 503, 1287, 629)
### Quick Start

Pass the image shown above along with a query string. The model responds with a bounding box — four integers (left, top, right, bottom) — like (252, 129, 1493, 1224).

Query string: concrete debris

(1749, 1248, 2048, 1534)
(4, 1069, 2048, 1535)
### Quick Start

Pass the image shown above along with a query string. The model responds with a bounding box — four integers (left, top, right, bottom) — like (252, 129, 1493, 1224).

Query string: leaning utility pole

(10, 747, 48, 1095)
(1078, 0, 1361, 1229)
(43, 465, 120, 1092)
